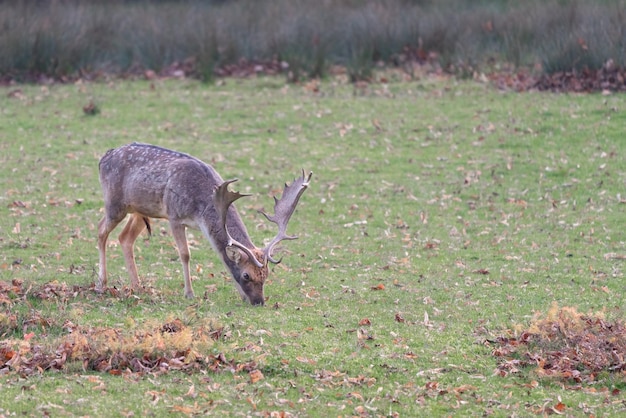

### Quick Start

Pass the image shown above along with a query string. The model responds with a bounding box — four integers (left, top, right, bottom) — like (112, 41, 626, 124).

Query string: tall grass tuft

(2, 0, 626, 81)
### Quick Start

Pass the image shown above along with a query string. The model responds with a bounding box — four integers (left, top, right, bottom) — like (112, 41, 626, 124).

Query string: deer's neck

(199, 205, 256, 250)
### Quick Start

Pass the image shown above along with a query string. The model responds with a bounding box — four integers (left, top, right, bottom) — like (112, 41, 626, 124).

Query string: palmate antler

(213, 179, 264, 268)
(260, 170, 313, 264)
(214, 170, 312, 267)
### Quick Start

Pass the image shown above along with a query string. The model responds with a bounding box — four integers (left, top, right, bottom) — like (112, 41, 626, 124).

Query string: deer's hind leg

(118, 213, 150, 291)
(97, 212, 125, 293)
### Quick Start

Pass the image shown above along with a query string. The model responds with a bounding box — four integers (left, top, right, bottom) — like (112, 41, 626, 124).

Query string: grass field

(1, 73, 625, 416)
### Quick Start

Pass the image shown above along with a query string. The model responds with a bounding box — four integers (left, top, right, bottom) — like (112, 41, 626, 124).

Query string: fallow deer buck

(96, 142, 312, 305)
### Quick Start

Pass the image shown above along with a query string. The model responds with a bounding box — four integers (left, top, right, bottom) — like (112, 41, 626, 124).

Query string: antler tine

(214, 179, 264, 268)
(260, 170, 313, 264)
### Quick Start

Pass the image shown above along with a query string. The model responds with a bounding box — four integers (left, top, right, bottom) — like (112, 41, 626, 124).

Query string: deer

(96, 142, 312, 306)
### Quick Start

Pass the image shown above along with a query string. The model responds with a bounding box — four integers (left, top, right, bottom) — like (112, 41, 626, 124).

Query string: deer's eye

(242, 272, 251, 282)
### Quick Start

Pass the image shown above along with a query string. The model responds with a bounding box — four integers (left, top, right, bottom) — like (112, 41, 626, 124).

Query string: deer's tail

(143, 217, 152, 236)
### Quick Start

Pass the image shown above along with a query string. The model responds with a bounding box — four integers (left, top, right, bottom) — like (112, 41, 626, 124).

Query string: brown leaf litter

(0, 279, 261, 378)
(488, 303, 626, 385)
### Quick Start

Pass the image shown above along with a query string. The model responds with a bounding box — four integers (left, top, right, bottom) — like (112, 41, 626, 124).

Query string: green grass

(1, 74, 625, 416)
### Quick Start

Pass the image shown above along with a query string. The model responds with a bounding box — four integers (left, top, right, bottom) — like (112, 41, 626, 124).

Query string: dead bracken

(489, 303, 626, 385)
(0, 279, 258, 378)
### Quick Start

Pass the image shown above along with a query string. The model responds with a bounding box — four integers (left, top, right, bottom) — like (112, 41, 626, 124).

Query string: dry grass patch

(0, 280, 256, 378)
(491, 303, 626, 385)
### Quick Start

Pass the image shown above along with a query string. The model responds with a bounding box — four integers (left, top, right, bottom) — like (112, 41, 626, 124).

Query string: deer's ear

(225, 246, 242, 264)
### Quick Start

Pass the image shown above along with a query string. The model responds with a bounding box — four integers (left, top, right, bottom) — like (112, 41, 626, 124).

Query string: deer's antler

(214, 179, 264, 268)
(260, 170, 313, 264)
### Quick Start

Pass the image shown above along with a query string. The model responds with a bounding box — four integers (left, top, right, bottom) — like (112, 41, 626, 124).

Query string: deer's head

(214, 171, 312, 306)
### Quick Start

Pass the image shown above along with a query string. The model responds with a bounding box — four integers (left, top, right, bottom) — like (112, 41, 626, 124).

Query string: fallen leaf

(185, 384, 196, 398)
(249, 369, 264, 383)
(171, 405, 198, 416)
(1, 349, 16, 361)
(454, 384, 477, 393)
(425, 381, 439, 390)
(92, 382, 106, 391)
(522, 380, 539, 389)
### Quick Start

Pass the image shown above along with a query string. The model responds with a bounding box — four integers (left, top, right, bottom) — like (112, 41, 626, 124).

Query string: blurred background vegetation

(2, 0, 626, 82)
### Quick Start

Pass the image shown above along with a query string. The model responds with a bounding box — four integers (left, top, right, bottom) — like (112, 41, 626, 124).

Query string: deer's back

(99, 142, 221, 220)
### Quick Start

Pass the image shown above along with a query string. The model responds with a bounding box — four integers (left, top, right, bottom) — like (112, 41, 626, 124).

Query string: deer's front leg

(119, 213, 148, 290)
(169, 221, 194, 299)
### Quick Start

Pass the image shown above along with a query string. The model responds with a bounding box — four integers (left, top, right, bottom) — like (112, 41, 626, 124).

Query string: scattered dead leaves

(0, 279, 249, 378)
(534, 62, 626, 93)
(489, 303, 626, 385)
(487, 61, 626, 93)
(0, 318, 235, 377)
(312, 369, 376, 388)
